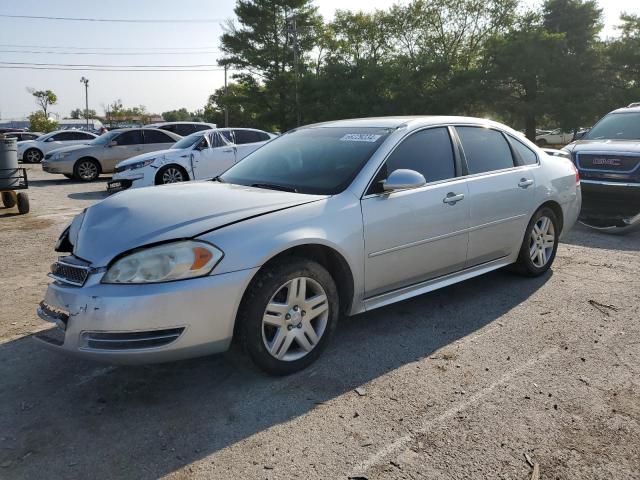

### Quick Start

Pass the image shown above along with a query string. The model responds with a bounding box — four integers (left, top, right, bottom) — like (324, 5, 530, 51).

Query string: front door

(105, 130, 145, 171)
(192, 132, 236, 179)
(454, 126, 536, 266)
(361, 127, 470, 298)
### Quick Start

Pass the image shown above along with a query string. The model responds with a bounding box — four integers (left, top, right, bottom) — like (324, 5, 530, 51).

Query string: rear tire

(73, 158, 100, 181)
(1, 191, 16, 208)
(16, 192, 29, 214)
(512, 207, 559, 277)
(237, 258, 340, 375)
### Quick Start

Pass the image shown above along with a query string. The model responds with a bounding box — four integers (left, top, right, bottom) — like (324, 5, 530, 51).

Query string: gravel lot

(1, 165, 639, 479)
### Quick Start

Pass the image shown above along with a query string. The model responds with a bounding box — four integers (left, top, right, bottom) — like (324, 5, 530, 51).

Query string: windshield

(585, 112, 640, 140)
(171, 131, 204, 149)
(90, 131, 119, 145)
(220, 127, 391, 195)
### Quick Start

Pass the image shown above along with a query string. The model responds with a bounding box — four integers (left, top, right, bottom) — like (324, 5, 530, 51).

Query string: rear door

(143, 129, 177, 153)
(233, 129, 269, 160)
(361, 127, 470, 298)
(455, 126, 536, 267)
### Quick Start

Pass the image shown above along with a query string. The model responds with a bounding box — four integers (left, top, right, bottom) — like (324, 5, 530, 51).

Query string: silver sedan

(37, 116, 581, 375)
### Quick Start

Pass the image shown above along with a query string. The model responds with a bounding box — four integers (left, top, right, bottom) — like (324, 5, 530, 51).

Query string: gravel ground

(0, 165, 639, 479)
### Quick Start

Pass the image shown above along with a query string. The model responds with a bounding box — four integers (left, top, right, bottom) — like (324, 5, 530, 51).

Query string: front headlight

(123, 158, 155, 171)
(53, 151, 73, 160)
(102, 240, 223, 284)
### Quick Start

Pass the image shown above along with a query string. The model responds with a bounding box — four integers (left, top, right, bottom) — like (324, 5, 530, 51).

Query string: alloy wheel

(261, 276, 329, 362)
(25, 149, 42, 163)
(529, 215, 555, 268)
(77, 161, 98, 181)
(161, 167, 184, 183)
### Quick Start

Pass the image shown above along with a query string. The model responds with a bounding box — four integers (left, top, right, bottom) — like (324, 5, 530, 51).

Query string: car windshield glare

(585, 112, 640, 140)
(220, 127, 392, 195)
(171, 132, 203, 149)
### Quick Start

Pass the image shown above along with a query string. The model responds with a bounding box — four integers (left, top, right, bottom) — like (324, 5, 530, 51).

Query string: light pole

(80, 76, 89, 130)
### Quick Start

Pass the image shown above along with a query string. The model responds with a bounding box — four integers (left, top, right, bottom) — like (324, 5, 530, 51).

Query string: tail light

(571, 162, 580, 185)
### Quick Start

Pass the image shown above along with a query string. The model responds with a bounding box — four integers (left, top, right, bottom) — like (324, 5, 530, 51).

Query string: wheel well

(155, 164, 188, 185)
(256, 244, 355, 317)
(75, 157, 102, 174)
(539, 200, 564, 234)
(24, 147, 42, 159)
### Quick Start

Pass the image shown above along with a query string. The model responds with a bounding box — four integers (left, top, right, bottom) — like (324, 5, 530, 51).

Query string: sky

(0, 0, 638, 121)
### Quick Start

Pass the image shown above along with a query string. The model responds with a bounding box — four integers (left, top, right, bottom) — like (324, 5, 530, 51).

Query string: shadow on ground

(562, 222, 640, 252)
(0, 269, 549, 478)
(67, 191, 110, 201)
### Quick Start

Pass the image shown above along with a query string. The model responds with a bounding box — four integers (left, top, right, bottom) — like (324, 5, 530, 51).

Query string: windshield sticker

(340, 133, 382, 143)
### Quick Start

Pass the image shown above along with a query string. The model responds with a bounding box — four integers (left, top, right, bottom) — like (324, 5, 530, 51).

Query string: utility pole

(80, 76, 89, 130)
(224, 65, 229, 128)
(285, 16, 301, 127)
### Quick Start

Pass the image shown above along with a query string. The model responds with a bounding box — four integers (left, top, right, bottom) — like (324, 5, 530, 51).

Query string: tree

(28, 88, 57, 117)
(606, 14, 640, 107)
(28, 111, 58, 133)
(162, 108, 203, 122)
(70, 108, 97, 119)
(203, 81, 266, 128)
(219, 0, 322, 131)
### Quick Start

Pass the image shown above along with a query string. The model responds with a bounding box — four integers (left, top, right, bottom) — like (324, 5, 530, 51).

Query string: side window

(144, 129, 175, 144)
(368, 127, 456, 195)
(175, 124, 195, 136)
(256, 131, 271, 141)
(53, 132, 74, 141)
(192, 124, 210, 132)
(510, 138, 538, 165)
(456, 127, 515, 174)
(115, 130, 144, 146)
(233, 129, 261, 144)
(78, 132, 96, 140)
(220, 130, 234, 144)
(159, 125, 177, 133)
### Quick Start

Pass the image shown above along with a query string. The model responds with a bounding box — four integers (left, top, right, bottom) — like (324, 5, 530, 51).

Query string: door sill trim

(363, 256, 511, 311)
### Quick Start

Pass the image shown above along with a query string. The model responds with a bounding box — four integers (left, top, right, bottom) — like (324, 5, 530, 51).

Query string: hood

(73, 181, 326, 266)
(46, 143, 95, 157)
(564, 139, 640, 154)
(116, 149, 177, 168)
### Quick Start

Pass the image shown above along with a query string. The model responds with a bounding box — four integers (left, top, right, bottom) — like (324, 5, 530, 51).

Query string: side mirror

(573, 130, 588, 141)
(382, 169, 426, 192)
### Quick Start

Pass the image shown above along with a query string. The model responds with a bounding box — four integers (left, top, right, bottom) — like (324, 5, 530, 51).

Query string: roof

(302, 115, 509, 130)
(610, 104, 640, 114)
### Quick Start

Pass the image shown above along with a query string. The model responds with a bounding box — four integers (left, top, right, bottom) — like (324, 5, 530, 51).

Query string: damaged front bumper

(35, 266, 258, 364)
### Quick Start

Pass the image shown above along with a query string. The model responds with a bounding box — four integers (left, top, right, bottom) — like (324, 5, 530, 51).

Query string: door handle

(518, 178, 534, 188)
(222, 148, 234, 153)
(443, 192, 465, 204)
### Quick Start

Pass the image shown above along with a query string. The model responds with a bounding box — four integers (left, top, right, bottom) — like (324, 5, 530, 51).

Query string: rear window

(144, 129, 175, 144)
(233, 129, 263, 144)
(456, 127, 515, 174)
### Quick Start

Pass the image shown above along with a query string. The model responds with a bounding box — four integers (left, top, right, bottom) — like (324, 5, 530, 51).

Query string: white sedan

(17, 130, 98, 163)
(535, 129, 574, 147)
(107, 128, 275, 192)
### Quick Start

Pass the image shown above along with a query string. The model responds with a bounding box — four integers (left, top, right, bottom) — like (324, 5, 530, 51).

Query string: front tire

(1, 191, 16, 208)
(23, 148, 43, 163)
(16, 192, 29, 214)
(237, 258, 340, 375)
(73, 158, 100, 181)
(156, 165, 188, 185)
(512, 207, 559, 277)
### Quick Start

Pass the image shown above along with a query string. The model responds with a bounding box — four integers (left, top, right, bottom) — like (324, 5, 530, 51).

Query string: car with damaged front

(36, 116, 581, 375)
(561, 103, 640, 232)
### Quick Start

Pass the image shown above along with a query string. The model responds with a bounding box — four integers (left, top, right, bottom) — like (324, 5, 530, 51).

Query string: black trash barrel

(0, 137, 19, 189)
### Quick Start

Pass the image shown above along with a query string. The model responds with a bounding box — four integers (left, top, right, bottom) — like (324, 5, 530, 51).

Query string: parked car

(107, 128, 276, 192)
(4, 132, 43, 142)
(41, 128, 182, 181)
(37, 116, 580, 374)
(535, 129, 574, 147)
(17, 130, 98, 163)
(145, 121, 217, 137)
(561, 103, 640, 233)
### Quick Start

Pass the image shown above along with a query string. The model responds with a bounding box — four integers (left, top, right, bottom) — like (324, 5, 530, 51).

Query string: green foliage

(28, 111, 58, 133)
(69, 108, 97, 119)
(211, 0, 640, 135)
(162, 108, 204, 122)
(28, 88, 57, 117)
(103, 99, 153, 125)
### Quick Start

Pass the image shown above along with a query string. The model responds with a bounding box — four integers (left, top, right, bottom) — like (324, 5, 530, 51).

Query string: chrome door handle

(443, 192, 465, 204)
(222, 148, 234, 153)
(518, 178, 534, 188)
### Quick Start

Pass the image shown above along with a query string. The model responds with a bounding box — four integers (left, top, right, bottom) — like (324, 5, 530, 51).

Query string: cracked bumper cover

(35, 267, 258, 364)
